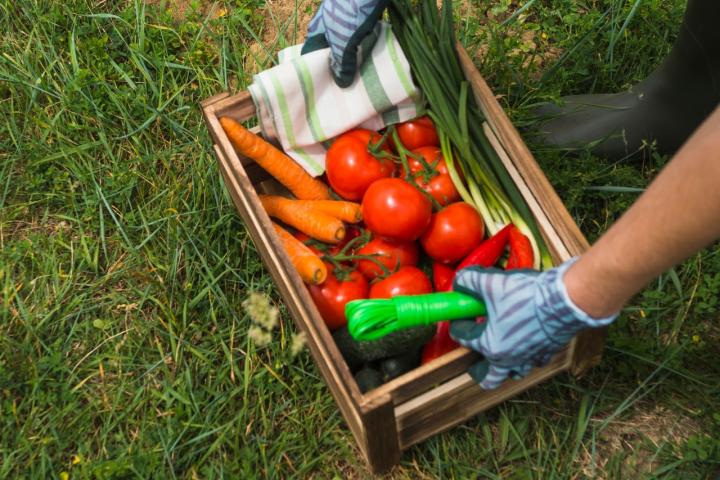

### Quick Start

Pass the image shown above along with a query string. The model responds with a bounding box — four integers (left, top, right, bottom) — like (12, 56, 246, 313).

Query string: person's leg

(533, 0, 720, 158)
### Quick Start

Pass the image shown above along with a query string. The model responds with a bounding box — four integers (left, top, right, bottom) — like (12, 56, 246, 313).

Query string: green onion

(389, 0, 552, 269)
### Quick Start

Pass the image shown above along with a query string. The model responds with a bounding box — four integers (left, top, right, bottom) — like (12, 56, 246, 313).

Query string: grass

(1, 0, 719, 478)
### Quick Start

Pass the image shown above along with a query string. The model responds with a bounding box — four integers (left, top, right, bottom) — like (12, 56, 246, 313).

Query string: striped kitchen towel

(248, 22, 423, 177)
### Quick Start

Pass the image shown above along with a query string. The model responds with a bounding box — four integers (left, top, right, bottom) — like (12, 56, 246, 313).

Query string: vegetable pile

(222, 113, 535, 393)
(220, 0, 548, 393)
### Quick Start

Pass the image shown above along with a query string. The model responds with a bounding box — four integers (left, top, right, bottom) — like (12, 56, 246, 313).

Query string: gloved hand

(301, 0, 388, 87)
(449, 259, 617, 390)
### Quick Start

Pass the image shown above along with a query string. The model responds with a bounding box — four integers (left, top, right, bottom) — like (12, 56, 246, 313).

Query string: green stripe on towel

(255, 80, 282, 143)
(292, 57, 327, 143)
(269, 71, 323, 174)
(385, 25, 415, 98)
(359, 54, 393, 115)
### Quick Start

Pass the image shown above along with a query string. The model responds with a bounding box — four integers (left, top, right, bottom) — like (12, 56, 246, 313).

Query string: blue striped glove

(449, 259, 617, 390)
(301, 0, 388, 87)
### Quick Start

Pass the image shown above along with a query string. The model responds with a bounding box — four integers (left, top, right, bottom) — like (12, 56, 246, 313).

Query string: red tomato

(362, 178, 432, 242)
(403, 147, 460, 206)
(396, 116, 440, 150)
(307, 266, 369, 331)
(369, 266, 432, 299)
(420, 202, 485, 263)
(326, 129, 395, 201)
(356, 237, 419, 280)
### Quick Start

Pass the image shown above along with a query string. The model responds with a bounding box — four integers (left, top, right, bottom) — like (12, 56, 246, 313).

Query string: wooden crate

(201, 44, 607, 474)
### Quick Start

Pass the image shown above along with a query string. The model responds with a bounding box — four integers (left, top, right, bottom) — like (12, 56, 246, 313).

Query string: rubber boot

(532, 0, 720, 158)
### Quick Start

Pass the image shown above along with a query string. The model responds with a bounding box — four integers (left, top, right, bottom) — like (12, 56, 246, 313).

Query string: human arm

(566, 104, 720, 317)
(451, 105, 720, 389)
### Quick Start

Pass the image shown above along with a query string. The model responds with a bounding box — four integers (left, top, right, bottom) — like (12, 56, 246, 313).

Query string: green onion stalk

(389, 0, 552, 269)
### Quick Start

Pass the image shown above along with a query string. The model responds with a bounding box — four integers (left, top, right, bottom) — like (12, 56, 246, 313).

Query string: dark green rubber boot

(532, 0, 720, 158)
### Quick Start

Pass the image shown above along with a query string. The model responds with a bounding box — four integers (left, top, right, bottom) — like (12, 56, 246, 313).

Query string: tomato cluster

(277, 116, 538, 373)
(306, 116, 486, 335)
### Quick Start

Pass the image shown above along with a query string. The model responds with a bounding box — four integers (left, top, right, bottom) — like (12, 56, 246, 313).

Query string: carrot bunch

(260, 195, 362, 244)
(220, 117, 363, 285)
(263, 196, 363, 284)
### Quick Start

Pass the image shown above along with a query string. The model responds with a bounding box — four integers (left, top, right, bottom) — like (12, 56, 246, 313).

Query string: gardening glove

(302, 0, 389, 87)
(449, 258, 617, 390)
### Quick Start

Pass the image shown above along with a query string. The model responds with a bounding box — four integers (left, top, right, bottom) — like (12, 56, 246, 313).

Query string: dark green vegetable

(380, 349, 421, 382)
(332, 324, 435, 364)
(354, 365, 384, 393)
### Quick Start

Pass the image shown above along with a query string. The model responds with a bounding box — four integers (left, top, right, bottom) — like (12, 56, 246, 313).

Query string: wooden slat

(359, 393, 401, 473)
(395, 349, 569, 450)
(200, 91, 231, 109)
(205, 91, 382, 456)
(205, 96, 351, 406)
(206, 95, 401, 470)
(207, 91, 257, 123)
(202, 95, 229, 147)
(570, 327, 608, 375)
(210, 151, 362, 389)
(212, 144, 360, 396)
(363, 348, 479, 406)
(482, 123, 571, 263)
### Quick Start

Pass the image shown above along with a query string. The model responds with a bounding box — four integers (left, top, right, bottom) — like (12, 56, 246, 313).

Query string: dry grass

(262, 0, 317, 44)
(242, 0, 318, 74)
(145, 0, 224, 20)
(579, 404, 702, 477)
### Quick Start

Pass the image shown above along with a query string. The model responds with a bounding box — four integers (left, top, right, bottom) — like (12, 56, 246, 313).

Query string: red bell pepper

(505, 226, 534, 269)
(432, 261, 455, 291)
(456, 223, 513, 271)
(420, 320, 459, 364)
(423, 262, 459, 364)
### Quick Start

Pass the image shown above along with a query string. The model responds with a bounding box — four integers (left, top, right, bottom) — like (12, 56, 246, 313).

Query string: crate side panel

(395, 350, 568, 450)
(363, 348, 479, 406)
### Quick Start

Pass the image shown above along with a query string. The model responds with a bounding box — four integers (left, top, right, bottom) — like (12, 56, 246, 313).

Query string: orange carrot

(297, 200, 362, 223)
(261, 195, 346, 244)
(273, 223, 327, 285)
(220, 117, 330, 200)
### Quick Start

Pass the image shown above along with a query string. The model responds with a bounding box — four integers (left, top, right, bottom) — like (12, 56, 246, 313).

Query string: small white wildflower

(248, 326, 272, 347)
(243, 292, 279, 328)
(258, 303, 280, 331)
(243, 292, 281, 347)
(289, 332, 307, 357)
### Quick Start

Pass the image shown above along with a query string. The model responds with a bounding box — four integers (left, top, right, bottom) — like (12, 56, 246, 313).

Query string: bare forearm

(565, 105, 720, 318)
